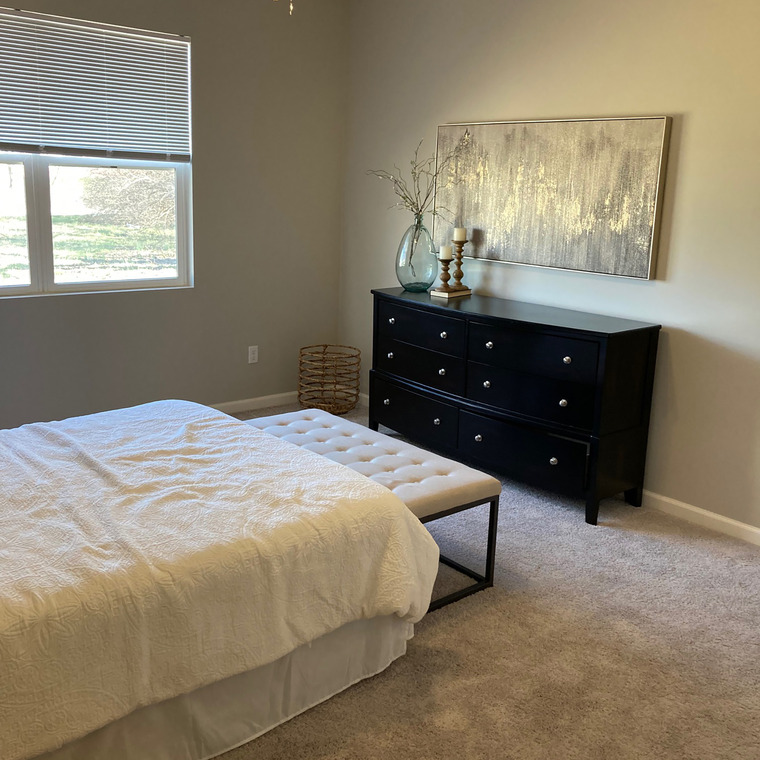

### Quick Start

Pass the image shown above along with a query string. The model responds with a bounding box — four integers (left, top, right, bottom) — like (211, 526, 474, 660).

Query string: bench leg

(428, 497, 499, 611)
(485, 495, 498, 584)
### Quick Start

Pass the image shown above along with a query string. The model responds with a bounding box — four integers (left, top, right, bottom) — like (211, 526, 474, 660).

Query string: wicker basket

(298, 344, 361, 414)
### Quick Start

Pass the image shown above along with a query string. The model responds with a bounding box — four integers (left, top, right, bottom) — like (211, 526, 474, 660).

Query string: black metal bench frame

(423, 495, 500, 611)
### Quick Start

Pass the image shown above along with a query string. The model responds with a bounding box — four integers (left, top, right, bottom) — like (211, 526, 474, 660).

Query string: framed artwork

(433, 117, 671, 279)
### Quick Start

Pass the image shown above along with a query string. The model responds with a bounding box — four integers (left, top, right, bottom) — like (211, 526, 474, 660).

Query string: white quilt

(0, 401, 439, 760)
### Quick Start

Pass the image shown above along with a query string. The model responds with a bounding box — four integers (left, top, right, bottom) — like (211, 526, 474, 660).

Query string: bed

(0, 400, 439, 760)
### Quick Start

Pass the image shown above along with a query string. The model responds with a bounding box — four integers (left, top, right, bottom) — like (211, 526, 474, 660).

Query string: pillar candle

(439, 244, 453, 261)
(453, 227, 467, 241)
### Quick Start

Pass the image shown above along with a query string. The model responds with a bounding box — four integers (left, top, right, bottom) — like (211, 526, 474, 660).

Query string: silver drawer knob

(433, 418, 441, 426)
(559, 398, 568, 407)
(388, 317, 395, 325)
(383, 398, 390, 406)
(438, 368, 446, 376)
(563, 356, 572, 364)
(387, 352, 394, 359)
(549, 457, 558, 465)
(483, 380, 491, 389)
(474, 434, 483, 442)
(485, 341, 494, 349)
(440, 331, 447, 339)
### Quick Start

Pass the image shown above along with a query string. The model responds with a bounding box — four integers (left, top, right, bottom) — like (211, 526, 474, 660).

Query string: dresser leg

(368, 419, 379, 431)
(624, 486, 643, 507)
(585, 498, 599, 526)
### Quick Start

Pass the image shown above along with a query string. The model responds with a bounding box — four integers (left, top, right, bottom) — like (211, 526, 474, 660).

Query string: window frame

(0, 151, 193, 298)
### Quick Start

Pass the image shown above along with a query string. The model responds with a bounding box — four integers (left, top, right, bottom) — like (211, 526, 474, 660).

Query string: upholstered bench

(246, 408, 501, 610)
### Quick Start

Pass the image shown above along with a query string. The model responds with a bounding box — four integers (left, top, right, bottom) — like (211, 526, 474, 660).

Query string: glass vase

(395, 213, 438, 292)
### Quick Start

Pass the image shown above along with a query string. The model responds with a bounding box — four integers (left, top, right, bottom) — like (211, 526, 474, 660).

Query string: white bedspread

(0, 401, 439, 760)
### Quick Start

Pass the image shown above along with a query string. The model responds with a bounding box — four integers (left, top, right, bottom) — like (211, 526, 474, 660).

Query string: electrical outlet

(248, 345, 259, 364)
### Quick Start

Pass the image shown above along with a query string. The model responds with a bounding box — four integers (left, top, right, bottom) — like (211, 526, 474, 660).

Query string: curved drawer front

(370, 374, 458, 449)
(378, 301, 466, 357)
(466, 362, 595, 430)
(469, 321, 599, 384)
(459, 411, 588, 495)
(376, 338, 465, 396)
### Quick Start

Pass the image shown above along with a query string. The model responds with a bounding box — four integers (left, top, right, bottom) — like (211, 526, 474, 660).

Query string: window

(0, 9, 192, 296)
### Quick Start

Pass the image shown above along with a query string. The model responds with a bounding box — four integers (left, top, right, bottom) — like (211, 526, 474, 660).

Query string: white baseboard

(212, 391, 298, 414)
(213, 391, 369, 414)
(644, 490, 760, 547)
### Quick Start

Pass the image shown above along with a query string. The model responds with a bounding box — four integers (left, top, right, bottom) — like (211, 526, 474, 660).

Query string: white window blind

(0, 8, 191, 162)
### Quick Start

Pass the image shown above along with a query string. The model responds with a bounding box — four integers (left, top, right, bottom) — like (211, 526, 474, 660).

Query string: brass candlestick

(431, 238, 472, 299)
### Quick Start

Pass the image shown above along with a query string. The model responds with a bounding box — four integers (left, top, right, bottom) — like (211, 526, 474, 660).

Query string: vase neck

(413, 212, 425, 226)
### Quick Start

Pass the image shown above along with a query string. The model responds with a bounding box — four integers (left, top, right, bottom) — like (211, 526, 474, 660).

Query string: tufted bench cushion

(246, 408, 501, 520)
(246, 408, 501, 610)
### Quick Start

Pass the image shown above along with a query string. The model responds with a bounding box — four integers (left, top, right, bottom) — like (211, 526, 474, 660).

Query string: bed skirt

(36, 615, 413, 760)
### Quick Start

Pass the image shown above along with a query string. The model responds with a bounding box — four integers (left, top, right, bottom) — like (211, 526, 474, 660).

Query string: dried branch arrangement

(367, 134, 468, 220)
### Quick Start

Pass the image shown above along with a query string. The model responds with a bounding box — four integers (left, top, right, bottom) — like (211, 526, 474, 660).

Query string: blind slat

(0, 9, 191, 161)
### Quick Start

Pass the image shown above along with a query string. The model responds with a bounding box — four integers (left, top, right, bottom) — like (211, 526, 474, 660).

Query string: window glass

(0, 161, 30, 287)
(49, 165, 178, 284)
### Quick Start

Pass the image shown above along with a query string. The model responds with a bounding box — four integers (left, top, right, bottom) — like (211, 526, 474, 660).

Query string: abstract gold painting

(433, 117, 671, 279)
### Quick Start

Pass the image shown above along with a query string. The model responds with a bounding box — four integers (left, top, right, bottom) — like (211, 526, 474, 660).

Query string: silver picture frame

(433, 116, 671, 280)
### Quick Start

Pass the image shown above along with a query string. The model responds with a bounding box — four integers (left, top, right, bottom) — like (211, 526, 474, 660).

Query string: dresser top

(372, 288, 661, 336)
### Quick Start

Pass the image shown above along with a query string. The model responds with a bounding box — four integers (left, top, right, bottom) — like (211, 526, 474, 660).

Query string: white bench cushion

(246, 409, 501, 520)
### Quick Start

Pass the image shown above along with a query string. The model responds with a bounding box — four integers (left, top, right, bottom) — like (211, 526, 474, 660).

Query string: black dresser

(369, 287, 661, 525)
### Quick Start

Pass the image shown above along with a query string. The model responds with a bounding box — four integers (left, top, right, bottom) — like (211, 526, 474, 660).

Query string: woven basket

(298, 344, 361, 414)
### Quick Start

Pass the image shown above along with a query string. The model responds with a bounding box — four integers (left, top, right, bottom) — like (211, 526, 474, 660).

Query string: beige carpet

(225, 404, 760, 759)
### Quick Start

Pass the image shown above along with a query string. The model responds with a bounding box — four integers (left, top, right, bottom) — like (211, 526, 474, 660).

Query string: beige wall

(0, 0, 350, 429)
(340, 0, 760, 527)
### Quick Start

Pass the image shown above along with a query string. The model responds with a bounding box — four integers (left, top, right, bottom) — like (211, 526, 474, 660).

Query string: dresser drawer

(370, 374, 458, 449)
(378, 301, 466, 357)
(466, 362, 596, 430)
(376, 338, 465, 396)
(469, 321, 599, 384)
(459, 411, 588, 494)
